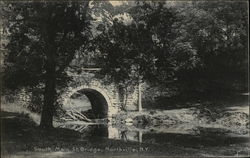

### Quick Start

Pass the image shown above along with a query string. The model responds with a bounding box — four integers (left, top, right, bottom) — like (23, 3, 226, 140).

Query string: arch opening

(66, 88, 109, 119)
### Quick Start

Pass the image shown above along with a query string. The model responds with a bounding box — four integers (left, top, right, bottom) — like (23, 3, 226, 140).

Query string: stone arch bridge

(60, 68, 142, 119)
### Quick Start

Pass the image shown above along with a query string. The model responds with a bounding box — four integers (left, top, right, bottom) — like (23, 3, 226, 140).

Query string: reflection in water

(107, 126, 143, 142)
(90, 124, 108, 137)
(58, 123, 142, 142)
(58, 123, 249, 151)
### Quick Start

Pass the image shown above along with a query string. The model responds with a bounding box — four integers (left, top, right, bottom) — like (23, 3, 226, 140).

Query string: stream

(56, 114, 249, 156)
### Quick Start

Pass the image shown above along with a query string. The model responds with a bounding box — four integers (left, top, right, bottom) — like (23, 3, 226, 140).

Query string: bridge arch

(62, 86, 113, 119)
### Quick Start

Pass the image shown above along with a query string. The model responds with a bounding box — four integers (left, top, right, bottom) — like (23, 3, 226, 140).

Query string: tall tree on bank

(96, 2, 198, 87)
(3, 1, 91, 128)
(95, 2, 199, 108)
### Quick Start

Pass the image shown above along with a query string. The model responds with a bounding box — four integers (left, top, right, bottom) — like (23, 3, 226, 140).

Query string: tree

(96, 1, 248, 101)
(95, 1, 199, 108)
(3, 1, 91, 128)
(175, 1, 248, 95)
(97, 2, 198, 82)
(130, 2, 199, 84)
(95, 19, 145, 109)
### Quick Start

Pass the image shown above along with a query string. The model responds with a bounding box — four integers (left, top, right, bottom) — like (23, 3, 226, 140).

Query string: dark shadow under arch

(73, 88, 109, 119)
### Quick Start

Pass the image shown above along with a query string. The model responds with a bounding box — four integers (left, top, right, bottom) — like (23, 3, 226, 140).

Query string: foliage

(95, 2, 199, 89)
(3, 1, 91, 89)
(2, 1, 248, 117)
(2, 1, 92, 127)
(96, 1, 248, 98)
(174, 1, 248, 95)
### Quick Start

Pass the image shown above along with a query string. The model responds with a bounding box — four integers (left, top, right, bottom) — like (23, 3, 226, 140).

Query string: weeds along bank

(112, 106, 249, 135)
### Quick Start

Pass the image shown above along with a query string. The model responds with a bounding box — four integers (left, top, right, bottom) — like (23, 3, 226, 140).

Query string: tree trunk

(40, 47, 56, 129)
(40, 62, 56, 128)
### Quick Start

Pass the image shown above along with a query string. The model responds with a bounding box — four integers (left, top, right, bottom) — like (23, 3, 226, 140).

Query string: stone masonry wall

(60, 71, 139, 117)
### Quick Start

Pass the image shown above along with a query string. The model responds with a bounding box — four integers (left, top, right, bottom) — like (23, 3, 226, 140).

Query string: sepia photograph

(0, 0, 249, 157)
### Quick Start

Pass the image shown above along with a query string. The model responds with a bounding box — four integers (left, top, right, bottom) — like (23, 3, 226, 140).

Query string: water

(57, 122, 249, 156)
(55, 104, 249, 156)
